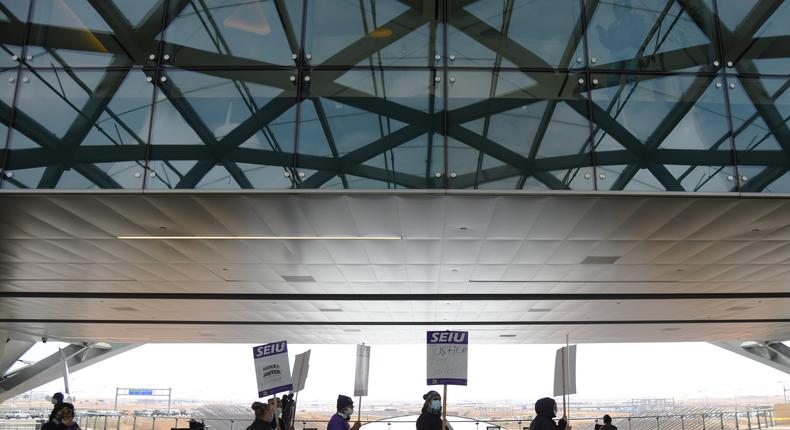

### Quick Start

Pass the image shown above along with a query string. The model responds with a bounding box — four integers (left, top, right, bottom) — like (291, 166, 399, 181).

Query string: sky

(14, 342, 790, 406)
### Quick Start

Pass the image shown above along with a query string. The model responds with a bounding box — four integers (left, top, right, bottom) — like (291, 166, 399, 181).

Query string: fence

(0, 410, 777, 430)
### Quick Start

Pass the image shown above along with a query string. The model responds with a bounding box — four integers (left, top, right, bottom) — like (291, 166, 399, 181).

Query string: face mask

(52, 398, 58, 405)
(340, 408, 353, 421)
(430, 400, 441, 412)
(276, 408, 282, 418)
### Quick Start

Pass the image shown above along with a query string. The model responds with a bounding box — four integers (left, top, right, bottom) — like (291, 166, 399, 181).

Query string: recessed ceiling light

(117, 235, 402, 240)
(282, 275, 315, 283)
(581, 256, 621, 264)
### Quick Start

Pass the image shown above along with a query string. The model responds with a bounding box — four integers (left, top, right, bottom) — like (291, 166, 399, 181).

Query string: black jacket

(249, 419, 272, 430)
(48, 403, 65, 422)
(530, 398, 566, 430)
(416, 412, 443, 430)
(270, 417, 287, 430)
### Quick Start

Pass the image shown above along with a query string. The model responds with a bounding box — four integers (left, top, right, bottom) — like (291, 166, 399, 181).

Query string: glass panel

(303, 0, 441, 67)
(590, 73, 736, 191)
(717, 1, 790, 76)
(447, 71, 593, 190)
(25, 0, 162, 67)
(448, 0, 584, 69)
(728, 75, 790, 192)
(2, 68, 151, 188)
(162, 0, 302, 67)
(295, 69, 443, 189)
(0, 0, 29, 67)
(146, 69, 297, 189)
(585, 0, 719, 72)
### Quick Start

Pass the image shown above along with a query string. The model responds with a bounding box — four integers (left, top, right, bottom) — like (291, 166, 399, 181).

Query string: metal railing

(0, 410, 761, 430)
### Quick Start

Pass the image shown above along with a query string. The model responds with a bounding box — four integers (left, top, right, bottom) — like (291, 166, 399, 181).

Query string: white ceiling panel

(477, 240, 522, 264)
(363, 240, 406, 264)
(404, 240, 441, 264)
(512, 240, 562, 264)
(371, 264, 408, 282)
(345, 195, 401, 237)
(0, 191, 788, 344)
(526, 197, 595, 239)
(441, 240, 483, 264)
(567, 198, 644, 239)
(485, 197, 546, 239)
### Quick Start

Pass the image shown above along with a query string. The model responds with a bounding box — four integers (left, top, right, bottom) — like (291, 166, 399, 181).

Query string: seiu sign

(253, 341, 288, 358)
(427, 331, 468, 344)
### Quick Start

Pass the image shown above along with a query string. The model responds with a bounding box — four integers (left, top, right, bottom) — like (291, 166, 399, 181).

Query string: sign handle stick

(561, 339, 567, 419)
(272, 395, 280, 430)
(291, 390, 300, 429)
(562, 333, 571, 421)
(441, 384, 448, 430)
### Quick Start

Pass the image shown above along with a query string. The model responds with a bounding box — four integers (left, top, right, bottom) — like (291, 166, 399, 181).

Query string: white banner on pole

(292, 350, 311, 393)
(354, 344, 371, 396)
(553, 345, 577, 396)
(426, 331, 468, 386)
(253, 341, 293, 397)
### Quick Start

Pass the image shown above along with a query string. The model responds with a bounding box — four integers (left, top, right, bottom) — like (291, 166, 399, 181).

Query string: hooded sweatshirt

(529, 398, 566, 430)
(416, 396, 442, 430)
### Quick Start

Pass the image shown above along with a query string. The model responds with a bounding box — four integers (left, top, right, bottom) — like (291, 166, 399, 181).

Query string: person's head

(534, 398, 558, 419)
(57, 403, 75, 426)
(422, 391, 442, 415)
(52, 393, 64, 405)
(603, 415, 612, 425)
(252, 402, 272, 422)
(336, 395, 354, 420)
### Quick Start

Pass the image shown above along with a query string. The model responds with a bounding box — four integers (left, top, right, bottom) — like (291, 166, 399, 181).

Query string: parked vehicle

(5, 410, 32, 419)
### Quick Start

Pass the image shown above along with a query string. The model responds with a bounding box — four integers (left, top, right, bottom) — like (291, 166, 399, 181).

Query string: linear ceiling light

(116, 235, 401, 240)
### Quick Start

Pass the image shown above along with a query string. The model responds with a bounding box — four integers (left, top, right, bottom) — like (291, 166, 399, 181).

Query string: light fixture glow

(117, 235, 402, 240)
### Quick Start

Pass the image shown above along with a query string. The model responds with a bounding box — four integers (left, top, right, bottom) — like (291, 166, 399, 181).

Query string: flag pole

(564, 334, 570, 420)
(441, 384, 448, 430)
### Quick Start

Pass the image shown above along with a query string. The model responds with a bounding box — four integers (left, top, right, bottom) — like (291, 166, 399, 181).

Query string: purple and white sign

(253, 341, 293, 397)
(426, 331, 468, 386)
